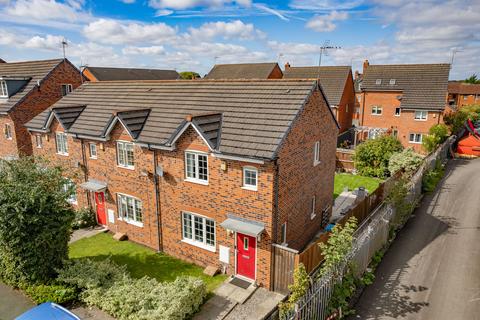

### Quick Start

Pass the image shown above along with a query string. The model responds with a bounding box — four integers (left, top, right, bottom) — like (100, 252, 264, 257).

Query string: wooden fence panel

(273, 244, 298, 294)
(298, 233, 330, 274)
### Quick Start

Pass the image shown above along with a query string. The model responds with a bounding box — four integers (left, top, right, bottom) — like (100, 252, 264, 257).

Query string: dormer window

(389, 79, 396, 85)
(0, 80, 7, 97)
(55, 132, 68, 155)
(117, 141, 134, 169)
(375, 79, 382, 85)
(185, 151, 208, 184)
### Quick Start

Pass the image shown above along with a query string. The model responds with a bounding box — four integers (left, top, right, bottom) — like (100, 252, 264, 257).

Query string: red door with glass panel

(236, 233, 256, 280)
(95, 192, 106, 225)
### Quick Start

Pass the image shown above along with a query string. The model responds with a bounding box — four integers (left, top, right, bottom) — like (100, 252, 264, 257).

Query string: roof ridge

(1, 58, 64, 65)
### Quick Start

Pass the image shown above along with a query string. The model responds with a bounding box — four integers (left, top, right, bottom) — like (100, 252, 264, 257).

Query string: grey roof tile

(85, 67, 179, 81)
(205, 63, 280, 79)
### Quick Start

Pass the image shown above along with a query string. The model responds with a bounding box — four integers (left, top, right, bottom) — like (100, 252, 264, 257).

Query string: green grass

(334, 173, 383, 198)
(69, 233, 227, 293)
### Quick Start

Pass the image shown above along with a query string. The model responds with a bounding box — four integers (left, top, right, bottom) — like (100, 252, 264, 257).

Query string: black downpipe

(270, 158, 280, 290)
(80, 138, 91, 207)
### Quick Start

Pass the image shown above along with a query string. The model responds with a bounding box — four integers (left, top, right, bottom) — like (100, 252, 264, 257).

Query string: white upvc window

(409, 133, 423, 144)
(243, 166, 258, 190)
(117, 141, 134, 168)
(311, 195, 316, 220)
(55, 132, 68, 155)
(182, 212, 215, 251)
(35, 135, 42, 148)
(4, 124, 12, 140)
(414, 110, 428, 121)
(371, 106, 382, 115)
(185, 151, 208, 184)
(89, 143, 97, 159)
(375, 79, 382, 85)
(389, 79, 396, 85)
(0, 80, 7, 97)
(63, 179, 77, 204)
(117, 193, 143, 226)
(313, 141, 321, 166)
(61, 84, 73, 96)
(394, 107, 401, 116)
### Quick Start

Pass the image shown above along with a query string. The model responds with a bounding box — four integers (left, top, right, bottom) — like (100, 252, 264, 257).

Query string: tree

(354, 135, 403, 178)
(179, 71, 201, 80)
(422, 124, 449, 153)
(0, 158, 75, 286)
(388, 148, 423, 177)
(464, 74, 480, 84)
(444, 104, 480, 134)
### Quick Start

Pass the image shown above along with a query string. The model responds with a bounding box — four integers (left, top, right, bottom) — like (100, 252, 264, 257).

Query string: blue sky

(1, 0, 479, 79)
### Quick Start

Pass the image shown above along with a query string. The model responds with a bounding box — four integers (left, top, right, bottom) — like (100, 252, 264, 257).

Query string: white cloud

(120, 0, 136, 3)
(24, 34, 64, 50)
(83, 19, 178, 45)
(188, 20, 263, 41)
(154, 9, 173, 16)
(253, 3, 289, 21)
(289, 0, 363, 10)
(306, 10, 348, 32)
(148, 0, 251, 10)
(3, 0, 86, 22)
(122, 45, 165, 55)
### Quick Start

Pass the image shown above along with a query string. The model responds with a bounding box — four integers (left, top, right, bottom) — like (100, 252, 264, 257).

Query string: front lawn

(334, 173, 383, 198)
(69, 233, 227, 293)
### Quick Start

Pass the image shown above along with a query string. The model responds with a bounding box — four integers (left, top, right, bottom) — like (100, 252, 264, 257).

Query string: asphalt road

(351, 158, 480, 320)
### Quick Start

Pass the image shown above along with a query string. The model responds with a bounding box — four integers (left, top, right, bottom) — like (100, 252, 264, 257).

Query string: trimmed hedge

(23, 283, 78, 304)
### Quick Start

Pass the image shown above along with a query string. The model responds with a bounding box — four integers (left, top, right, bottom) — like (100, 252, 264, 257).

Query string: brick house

(358, 60, 450, 152)
(353, 71, 363, 126)
(26, 79, 339, 288)
(82, 66, 179, 82)
(447, 81, 480, 109)
(205, 62, 283, 79)
(0, 58, 82, 159)
(283, 63, 355, 133)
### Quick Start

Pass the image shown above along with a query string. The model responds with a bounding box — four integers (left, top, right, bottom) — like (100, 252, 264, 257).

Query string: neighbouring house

(0, 58, 82, 160)
(447, 81, 480, 109)
(358, 60, 450, 152)
(26, 79, 339, 289)
(82, 66, 179, 81)
(283, 63, 355, 133)
(0, 58, 6, 63)
(204, 62, 283, 79)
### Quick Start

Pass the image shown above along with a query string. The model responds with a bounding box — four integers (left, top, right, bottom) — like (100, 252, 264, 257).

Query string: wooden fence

(272, 244, 299, 294)
(336, 148, 355, 172)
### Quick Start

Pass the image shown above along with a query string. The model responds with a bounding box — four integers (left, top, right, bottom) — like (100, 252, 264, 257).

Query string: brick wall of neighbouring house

(275, 89, 338, 251)
(4, 60, 82, 159)
(268, 65, 284, 79)
(0, 115, 18, 159)
(361, 91, 443, 153)
(336, 72, 356, 133)
(156, 126, 276, 288)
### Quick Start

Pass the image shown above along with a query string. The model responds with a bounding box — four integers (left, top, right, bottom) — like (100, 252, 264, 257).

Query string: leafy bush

(422, 124, 449, 153)
(58, 258, 207, 320)
(72, 207, 97, 229)
(388, 148, 423, 176)
(444, 104, 480, 134)
(279, 264, 310, 316)
(0, 157, 75, 286)
(422, 161, 445, 193)
(23, 283, 78, 304)
(354, 136, 403, 178)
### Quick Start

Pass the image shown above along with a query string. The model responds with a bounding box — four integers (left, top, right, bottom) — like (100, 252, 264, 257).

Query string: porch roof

(220, 214, 265, 237)
(80, 179, 107, 192)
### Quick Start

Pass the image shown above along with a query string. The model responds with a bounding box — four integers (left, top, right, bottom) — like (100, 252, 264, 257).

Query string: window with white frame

(55, 132, 68, 155)
(0, 80, 7, 97)
(414, 110, 428, 120)
(389, 79, 396, 85)
(63, 179, 77, 204)
(243, 167, 258, 190)
(61, 84, 73, 96)
(395, 107, 401, 116)
(375, 79, 382, 85)
(117, 141, 134, 168)
(4, 124, 12, 140)
(313, 141, 321, 165)
(117, 194, 143, 224)
(89, 143, 97, 159)
(409, 133, 423, 144)
(35, 135, 42, 148)
(182, 212, 215, 249)
(371, 106, 382, 115)
(311, 195, 316, 219)
(185, 151, 208, 183)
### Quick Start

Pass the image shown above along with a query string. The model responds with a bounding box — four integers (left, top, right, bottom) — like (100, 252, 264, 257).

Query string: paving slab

(69, 226, 108, 243)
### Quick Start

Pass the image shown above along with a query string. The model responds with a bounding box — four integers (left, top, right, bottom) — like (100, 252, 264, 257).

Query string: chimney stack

(363, 59, 369, 73)
(284, 62, 291, 69)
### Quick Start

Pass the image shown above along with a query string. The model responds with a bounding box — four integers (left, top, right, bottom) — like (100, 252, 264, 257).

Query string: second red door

(236, 233, 256, 280)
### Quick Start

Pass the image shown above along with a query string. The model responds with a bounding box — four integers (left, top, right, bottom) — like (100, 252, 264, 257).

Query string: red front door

(95, 192, 106, 225)
(236, 233, 256, 280)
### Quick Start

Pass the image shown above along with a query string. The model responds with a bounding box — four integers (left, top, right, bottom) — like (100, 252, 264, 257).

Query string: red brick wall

(268, 65, 284, 79)
(156, 126, 275, 288)
(2, 60, 82, 159)
(361, 91, 443, 153)
(276, 89, 338, 251)
(335, 73, 355, 133)
(0, 115, 18, 159)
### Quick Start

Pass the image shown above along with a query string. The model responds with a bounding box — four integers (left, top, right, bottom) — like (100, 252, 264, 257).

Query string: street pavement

(351, 158, 480, 320)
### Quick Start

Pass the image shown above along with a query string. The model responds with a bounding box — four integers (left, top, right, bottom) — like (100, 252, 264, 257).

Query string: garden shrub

(422, 124, 449, 153)
(388, 148, 423, 177)
(278, 263, 310, 317)
(0, 157, 75, 286)
(354, 136, 403, 178)
(72, 207, 97, 229)
(444, 104, 480, 134)
(422, 161, 445, 193)
(23, 283, 78, 304)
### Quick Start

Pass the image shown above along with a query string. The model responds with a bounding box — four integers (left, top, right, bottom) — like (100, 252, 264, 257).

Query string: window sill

(117, 165, 135, 170)
(181, 239, 216, 252)
(414, 119, 427, 121)
(371, 114, 382, 116)
(68, 200, 78, 205)
(184, 178, 209, 186)
(409, 142, 422, 144)
(90, 157, 97, 160)
(118, 218, 143, 227)
(241, 186, 258, 191)
(56, 152, 69, 156)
